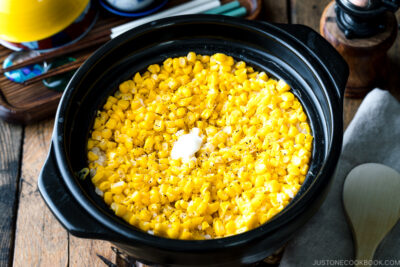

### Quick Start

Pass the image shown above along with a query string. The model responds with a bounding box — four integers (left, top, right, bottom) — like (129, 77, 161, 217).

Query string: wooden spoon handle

(355, 245, 376, 267)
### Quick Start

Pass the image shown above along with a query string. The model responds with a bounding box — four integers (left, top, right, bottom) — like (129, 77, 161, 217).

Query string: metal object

(335, 0, 400, 38)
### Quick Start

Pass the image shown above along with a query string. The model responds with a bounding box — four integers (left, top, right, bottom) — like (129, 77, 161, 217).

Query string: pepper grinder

(320, 0, 399, 98)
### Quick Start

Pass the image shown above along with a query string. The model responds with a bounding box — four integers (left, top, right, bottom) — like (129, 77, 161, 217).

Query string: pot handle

(38, 146, 115, 240)
(279, 23, 348, 100)
(257, 22, 349, 100)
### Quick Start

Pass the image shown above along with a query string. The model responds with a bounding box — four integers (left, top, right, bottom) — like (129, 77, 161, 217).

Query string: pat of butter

(171, 128, 202, 161)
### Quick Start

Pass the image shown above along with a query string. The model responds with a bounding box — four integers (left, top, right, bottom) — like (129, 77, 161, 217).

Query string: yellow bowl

(0, 0, 90, 43)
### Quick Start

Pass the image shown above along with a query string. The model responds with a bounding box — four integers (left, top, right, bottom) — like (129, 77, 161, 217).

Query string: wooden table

(1, 1, 399, 266)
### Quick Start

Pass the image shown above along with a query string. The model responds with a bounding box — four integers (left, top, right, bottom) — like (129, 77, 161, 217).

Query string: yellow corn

(87, 52, 312, 240)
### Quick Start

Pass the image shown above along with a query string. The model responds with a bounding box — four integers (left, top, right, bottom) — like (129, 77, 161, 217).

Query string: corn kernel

(88, 151, 99, 161)
(111, 181, 126, 195)
(276, 79, 290, 92)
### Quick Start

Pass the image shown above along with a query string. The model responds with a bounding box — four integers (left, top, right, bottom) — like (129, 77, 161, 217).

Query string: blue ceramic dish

(99, 0, 168, 17)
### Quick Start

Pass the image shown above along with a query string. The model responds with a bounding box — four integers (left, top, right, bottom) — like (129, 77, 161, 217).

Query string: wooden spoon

(343, 163, 400, 267)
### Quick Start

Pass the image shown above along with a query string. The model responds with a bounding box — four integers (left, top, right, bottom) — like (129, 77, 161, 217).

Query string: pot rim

(51, 15, 344, 251)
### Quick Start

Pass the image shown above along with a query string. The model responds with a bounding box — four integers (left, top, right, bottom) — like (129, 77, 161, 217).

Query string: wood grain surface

(0, 121, 22, 267)
(1, 0, 399, 266)
(291, 0, 331, 27)
(262, 0, 289, 23)
(10, 120, 114, 267)
(69, 237, 115, 267)
(12, 120, 68, 267)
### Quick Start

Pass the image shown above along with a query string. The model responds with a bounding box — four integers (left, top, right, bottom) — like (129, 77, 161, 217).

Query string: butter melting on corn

(171, 128, 202, 161)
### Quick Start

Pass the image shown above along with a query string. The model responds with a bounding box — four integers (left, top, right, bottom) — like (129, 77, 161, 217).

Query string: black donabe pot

(39, 15, 348, 267)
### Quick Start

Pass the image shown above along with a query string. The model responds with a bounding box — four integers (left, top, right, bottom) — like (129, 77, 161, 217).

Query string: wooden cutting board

(0, 12, 129, 124)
